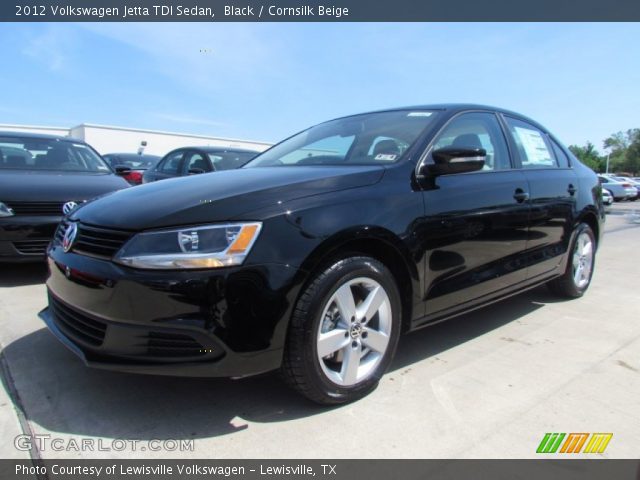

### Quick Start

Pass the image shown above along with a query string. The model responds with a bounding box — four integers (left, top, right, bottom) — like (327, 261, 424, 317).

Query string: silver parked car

(598, 175, 636, 201)
(611, 176, 640, 201)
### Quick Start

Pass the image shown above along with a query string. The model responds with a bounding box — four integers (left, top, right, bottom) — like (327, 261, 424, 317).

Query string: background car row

(0, 131, 259, 262)
(598, 174, 639, 201)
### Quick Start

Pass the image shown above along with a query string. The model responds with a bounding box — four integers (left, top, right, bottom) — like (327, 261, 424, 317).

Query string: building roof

(73, 123, 272, 146)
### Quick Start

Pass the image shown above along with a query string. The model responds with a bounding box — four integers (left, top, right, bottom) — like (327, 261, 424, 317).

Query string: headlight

(114, 222, 262, 269)
(0, 202, 14, 217)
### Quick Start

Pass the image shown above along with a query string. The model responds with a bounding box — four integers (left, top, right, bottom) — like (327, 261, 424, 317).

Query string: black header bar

(4, 0, 640, 22)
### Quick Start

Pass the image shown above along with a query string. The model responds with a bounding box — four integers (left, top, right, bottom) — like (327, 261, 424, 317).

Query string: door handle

(567, 184, 577, 195)
(513, 188, 529, 203)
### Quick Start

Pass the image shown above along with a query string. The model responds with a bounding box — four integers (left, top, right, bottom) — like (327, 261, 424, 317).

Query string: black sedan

(102, 153, 161, 185)
(0, 132, 129, 262)
(40, 105, 603, 404)
(142, 146, 259, 183)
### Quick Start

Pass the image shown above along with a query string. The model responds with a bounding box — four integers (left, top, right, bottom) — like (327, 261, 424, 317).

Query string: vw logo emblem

(349, 322, 363, 339)
(62, 201, 78, 215)
(62, 223, 78, 253)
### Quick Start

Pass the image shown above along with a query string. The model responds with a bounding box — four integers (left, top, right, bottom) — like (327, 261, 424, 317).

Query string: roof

(74, 123, 272, 147)
(103, 152, 162, 158)
(331, 103, 548, 132)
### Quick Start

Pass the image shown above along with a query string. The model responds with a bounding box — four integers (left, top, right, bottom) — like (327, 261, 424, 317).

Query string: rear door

(501, 116, 578, 281)
(419, 111, 531, 319)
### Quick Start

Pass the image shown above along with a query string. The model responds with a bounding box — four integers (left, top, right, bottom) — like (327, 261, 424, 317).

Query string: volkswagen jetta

(39, 105, 604, 404)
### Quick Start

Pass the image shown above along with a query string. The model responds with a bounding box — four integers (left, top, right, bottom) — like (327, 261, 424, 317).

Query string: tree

(568, 142, 605, 172)
(604, 129, 640, 175)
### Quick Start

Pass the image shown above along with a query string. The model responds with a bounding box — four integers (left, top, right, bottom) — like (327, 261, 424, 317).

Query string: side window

(183, 151, 210, 174)
(504, 117, 557, 169)
(158, 150, 184, 174)
(431, 112, 510, 171)
(550, 139, 570, 168)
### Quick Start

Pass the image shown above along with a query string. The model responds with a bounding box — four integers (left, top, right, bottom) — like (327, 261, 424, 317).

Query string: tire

(547, 223, 596, 298)
(281, 256, 402, 405)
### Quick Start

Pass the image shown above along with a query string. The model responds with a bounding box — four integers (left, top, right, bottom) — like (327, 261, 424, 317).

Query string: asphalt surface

(0, 203, 639, 460)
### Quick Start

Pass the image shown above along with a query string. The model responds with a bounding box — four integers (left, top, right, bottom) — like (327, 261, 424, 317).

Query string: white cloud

(78, 23, 289, 96)
(21, 25, 76, 72)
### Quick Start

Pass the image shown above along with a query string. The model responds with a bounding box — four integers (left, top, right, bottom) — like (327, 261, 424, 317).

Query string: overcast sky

(1, 23, 637, 149)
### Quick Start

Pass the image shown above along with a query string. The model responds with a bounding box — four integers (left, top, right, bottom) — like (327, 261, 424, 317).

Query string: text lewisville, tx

(16, 463, 339, 477)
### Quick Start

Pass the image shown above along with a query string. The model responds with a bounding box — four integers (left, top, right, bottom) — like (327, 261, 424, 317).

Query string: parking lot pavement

(0, 214, 639, 460)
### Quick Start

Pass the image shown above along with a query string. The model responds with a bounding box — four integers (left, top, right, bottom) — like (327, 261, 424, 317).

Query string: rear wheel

(547, 223, 596, 298)
(281, 256, 401, 405)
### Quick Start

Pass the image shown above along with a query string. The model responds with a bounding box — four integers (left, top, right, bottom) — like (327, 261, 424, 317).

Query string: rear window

(504, 117, 557, 169)
(209, 151, 257, 170)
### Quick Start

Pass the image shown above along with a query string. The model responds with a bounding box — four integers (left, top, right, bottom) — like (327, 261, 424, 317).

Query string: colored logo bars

(536, 433, 613, 454)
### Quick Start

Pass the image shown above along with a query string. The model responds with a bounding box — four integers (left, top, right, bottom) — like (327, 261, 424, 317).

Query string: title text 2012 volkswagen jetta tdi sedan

(40, 105, 604, 404)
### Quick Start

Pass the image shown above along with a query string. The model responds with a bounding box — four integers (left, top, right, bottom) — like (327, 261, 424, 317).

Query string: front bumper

(42, 248, 303, 377)
(0, 215, 60, 262)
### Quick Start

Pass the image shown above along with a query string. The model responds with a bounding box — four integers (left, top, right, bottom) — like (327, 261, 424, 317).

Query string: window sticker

(375, 153, 397, 161)
(514, 126, 552, 164)
(407, 112, 433, 117)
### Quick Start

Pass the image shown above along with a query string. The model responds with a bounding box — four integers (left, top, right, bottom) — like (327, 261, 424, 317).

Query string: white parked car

(598, 175, 637, 201)
(611, 176, 640, 201)
(601, 188, 613, 206)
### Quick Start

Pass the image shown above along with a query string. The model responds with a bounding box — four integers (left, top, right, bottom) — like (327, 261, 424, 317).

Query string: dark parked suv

(40, 105, 604, 404)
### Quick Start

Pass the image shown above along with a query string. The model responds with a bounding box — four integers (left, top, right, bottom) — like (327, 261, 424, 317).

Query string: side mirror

(114, 165, 132, 175)
(423, 147, 486, 176)
(188, 168, 205, 175)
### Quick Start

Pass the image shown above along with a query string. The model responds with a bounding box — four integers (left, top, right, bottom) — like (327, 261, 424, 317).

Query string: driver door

(418, 111, 531, 320)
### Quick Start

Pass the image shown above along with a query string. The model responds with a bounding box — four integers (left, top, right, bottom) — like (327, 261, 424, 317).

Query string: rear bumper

(41, 249, 303, 377)
(0, 215, 60, 262)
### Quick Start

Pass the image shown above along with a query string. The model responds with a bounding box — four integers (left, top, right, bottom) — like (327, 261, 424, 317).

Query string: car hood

(71, 165, 385, 230)
(0, 170, 129, 202)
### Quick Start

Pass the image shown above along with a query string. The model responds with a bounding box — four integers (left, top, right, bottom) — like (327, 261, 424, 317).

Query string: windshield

(0, 136, 111, 173)
(244, 110, 438, 168)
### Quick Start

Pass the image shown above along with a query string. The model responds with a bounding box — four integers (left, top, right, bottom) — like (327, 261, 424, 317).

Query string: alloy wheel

(316, 277, 392, 386)
(572, 231, 594, 289)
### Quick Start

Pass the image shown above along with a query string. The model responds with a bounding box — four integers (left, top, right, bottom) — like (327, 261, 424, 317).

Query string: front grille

(73, 224, 132, 259)
(13, 239, 49, 255)
(54, 222, 66, 245)
(6, 201, 64, 216)
(146, 331, 206, 358)
(49, 295, 107, 347)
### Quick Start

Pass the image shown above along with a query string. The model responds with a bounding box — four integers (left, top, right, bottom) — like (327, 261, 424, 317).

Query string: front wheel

(281, 256, 401, 405)
(547, 223, 596, 298)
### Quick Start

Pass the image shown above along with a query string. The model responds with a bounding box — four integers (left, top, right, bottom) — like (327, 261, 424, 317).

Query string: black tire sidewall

(301, 257, 402, 402)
